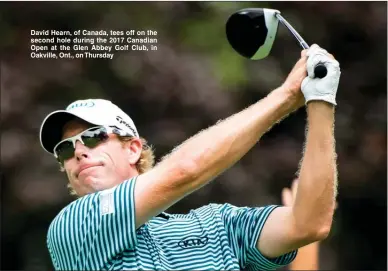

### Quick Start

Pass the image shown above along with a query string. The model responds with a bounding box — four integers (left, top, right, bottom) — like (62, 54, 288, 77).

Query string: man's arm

(281, 179, 320, 270)
(134, 55, 307, 229)
(257, 46, 339, 258)
(257, 102, 336, 258)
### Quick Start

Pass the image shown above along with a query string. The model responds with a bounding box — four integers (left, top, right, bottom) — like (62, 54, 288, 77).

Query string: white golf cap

(40, 99, 139, 154)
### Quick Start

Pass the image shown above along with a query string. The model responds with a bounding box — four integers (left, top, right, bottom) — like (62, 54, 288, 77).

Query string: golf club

(226, 8, 327, 78)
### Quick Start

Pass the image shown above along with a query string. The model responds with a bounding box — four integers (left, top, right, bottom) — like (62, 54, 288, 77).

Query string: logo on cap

(67, 101, 95, 110)
(116, 116, 137, 136)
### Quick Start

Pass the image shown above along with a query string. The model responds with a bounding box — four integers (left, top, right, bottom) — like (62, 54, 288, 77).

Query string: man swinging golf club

(41, 10, 341, 270)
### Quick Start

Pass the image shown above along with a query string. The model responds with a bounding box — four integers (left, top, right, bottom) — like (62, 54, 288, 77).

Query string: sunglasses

(53, 126, 132, 165)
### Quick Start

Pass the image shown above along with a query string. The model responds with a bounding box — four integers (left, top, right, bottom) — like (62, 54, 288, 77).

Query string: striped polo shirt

(47, 177, 297, 270)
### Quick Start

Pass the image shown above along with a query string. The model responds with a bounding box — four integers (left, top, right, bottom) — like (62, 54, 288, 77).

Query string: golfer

(40, 44, 340, 270)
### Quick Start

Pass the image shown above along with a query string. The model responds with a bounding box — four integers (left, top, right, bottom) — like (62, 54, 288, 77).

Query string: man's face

(60, 119, 138, 196)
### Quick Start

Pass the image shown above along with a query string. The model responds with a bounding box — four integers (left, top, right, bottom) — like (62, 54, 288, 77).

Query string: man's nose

(74, 141, 90, 161)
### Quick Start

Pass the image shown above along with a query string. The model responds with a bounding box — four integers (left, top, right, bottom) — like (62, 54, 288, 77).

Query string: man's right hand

(281, 50, 309, 109)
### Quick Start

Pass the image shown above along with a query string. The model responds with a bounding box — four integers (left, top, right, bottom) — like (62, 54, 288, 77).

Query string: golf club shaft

(275, 13, 309, 49)
(275, 12, 327, 78)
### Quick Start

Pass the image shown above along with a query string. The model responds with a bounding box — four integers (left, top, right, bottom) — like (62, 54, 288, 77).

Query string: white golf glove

(301, 45, 341, 105)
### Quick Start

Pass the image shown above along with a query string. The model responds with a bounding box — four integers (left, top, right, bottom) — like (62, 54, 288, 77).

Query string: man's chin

(77, 175, 118, 194)
(79, 176, 103, 190)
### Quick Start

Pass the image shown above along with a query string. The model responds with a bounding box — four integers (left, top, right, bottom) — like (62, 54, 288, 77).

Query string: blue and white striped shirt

(47, 177, 297, 270)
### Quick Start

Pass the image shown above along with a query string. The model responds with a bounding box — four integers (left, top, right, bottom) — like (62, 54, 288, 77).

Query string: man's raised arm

(257, 45, 340, 258)
(134, 52, 308, 229)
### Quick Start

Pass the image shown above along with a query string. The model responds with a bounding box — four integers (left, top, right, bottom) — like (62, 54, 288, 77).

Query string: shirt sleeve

(218, 203, 298, 271)
(46, 177, 138, 270)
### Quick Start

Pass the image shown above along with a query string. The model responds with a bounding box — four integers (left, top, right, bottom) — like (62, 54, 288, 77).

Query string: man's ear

(126, 138, 142, 165)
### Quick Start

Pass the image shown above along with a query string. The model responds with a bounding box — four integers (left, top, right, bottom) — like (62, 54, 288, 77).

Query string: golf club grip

(314, 64, 327, 78)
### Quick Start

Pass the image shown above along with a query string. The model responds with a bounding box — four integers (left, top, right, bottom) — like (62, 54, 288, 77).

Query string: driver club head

(226, 8, 280, 60)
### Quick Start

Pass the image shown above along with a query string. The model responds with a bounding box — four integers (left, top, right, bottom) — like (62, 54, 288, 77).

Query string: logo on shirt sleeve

(100, 189, 115, 216)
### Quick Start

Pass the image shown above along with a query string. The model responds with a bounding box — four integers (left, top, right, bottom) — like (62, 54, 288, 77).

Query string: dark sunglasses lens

(81, 128, 108, 148)
(56, 141, 75, 164)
